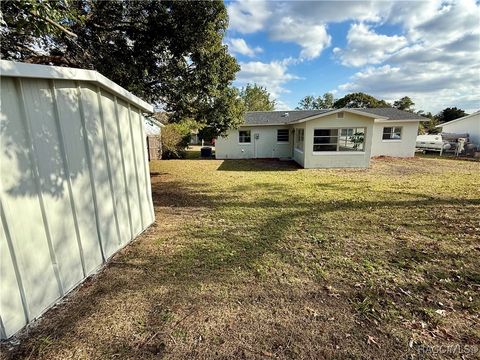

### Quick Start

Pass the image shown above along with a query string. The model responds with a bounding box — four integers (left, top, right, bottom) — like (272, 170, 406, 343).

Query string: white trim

(239, 123, 290, 127)
(382, 140, 402, 143)
(312, 152, 366, 156)
(1, 60, 154, 113)
(289, 108, 388, 124)
(374, 119, 421, 123)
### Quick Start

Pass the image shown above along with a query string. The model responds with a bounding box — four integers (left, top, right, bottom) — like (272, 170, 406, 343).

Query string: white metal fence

(0, 61, 155, 339)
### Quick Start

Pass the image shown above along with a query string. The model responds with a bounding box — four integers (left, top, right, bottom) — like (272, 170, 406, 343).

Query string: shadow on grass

(217, 159, 301, 171)
(3, 169, 480, 359)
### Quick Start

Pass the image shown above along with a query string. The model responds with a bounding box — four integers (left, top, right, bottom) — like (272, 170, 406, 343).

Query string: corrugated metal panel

(0, 64, 155, 339)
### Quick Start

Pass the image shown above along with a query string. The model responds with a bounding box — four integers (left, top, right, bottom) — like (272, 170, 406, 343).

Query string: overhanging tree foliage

(0, 0, 82, 62)
(1, 0, 243, 136)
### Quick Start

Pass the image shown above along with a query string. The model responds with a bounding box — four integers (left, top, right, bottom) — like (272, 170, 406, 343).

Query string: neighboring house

(215, 108, 425, 168)
(435, 111, 480, 146)
(144, 117, 162, 136)
(190, 129, 201, 145)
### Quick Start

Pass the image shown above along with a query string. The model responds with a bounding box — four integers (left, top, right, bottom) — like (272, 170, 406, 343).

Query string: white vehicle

(416, 134, 449, 152)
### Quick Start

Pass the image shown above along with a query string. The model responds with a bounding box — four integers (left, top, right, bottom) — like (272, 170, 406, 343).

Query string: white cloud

(335, 23, 407, 67)
(227, 38, 262, 57)
(339, 61, 480, 113)
(227, 0, 271, 34)
(335, 0, 480, 112)
(236, 60, 300, 98)
(270, 18, 331, 59)
(227, 0, 480, 113)
(274, 99, 291, 111)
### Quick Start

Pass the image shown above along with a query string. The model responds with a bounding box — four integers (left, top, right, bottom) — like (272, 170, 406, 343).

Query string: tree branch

(29, 10, 78, 38)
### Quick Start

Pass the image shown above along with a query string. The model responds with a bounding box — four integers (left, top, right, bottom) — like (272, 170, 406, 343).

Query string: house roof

(245, 110, 330, 125)
(243, 108, 426, 126)
(354, 108, 427, 120)
(435, 110, 480, 128)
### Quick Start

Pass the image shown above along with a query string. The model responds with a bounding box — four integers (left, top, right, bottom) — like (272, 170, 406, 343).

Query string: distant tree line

(296, 92, 468, 134)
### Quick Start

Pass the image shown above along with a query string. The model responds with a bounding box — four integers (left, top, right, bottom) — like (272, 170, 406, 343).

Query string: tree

(393, 96, 415, 112)
(333, 92, 390, 108)
(322, 93, 335, 108)
(1, 1, 243, 137)
(161, 122, 193, 159)
(436, 107, 468, 123)
(415, 110, 434, 134)
(0, 0, 82, 62)
(239, 83, 275, 111)
(297, 96, 316, 110)
(296, 93, 334, 110)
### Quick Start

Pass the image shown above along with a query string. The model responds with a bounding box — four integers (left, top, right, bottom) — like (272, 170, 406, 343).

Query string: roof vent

(337, 111, 344, 119)
(282, 112, 289, 117)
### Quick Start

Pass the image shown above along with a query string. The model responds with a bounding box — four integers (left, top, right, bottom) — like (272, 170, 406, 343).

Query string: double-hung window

(239, 130, 251, 143)
(382, 126, 402, 140)
(313, 128, 365, 152)
(277, 129, 289, 142)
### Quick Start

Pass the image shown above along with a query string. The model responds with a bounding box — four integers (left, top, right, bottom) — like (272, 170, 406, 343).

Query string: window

(382, 126, 402, 140)
(295, 128, 305, 150)
(239, 130, 251, 143)
(313, 128, 365, 152)
(277, 129, 289, 142)
(313, 129, 338, 151)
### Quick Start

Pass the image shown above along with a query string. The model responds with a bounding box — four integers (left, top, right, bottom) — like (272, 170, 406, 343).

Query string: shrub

(161, 123, 192, 159)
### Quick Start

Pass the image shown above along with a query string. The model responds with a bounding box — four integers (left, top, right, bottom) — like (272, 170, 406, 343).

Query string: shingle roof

(243, 108, 426, 126)
(244, 110, 330, 125)
(356, 108, 427, 120)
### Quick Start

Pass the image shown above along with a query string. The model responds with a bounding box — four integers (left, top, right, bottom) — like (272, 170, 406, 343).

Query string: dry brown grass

(1, 157, 479, 359)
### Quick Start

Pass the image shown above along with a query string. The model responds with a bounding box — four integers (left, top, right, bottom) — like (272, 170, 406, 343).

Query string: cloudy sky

(225, 0, 480, 113)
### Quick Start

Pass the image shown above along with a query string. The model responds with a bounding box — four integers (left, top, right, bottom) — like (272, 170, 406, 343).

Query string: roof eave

(435, 111, 479, 128)
(240, 122, 289, 127)
(289, 108, 389, 124)
(374, 118, 422, 123)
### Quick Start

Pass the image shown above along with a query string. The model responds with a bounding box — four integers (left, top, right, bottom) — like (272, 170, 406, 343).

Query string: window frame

(382, 126, 402, 141)
(295, 128, 305, 151)
(312, 127, 366, 153)
(238, 129, 251, 144)
(277, 128, 290, 143)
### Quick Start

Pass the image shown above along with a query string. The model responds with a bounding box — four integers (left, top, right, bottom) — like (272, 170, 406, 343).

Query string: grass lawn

(2, 158, 479, 359)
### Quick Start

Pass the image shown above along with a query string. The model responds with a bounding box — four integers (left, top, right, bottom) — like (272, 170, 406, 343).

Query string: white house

(215, 108, 425, 168)
(435, 111, 480, 146)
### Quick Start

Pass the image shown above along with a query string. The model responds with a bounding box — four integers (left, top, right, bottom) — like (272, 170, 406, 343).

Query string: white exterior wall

(216, 126, 293, 159)
(303, 113, 373, 169)
(439, 113, 480, 146)
(370, 121, 419, 157)
(0, 68, 154, 339)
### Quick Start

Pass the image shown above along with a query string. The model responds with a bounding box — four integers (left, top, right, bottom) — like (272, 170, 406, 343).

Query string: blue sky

(225, 0, 480, 113)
